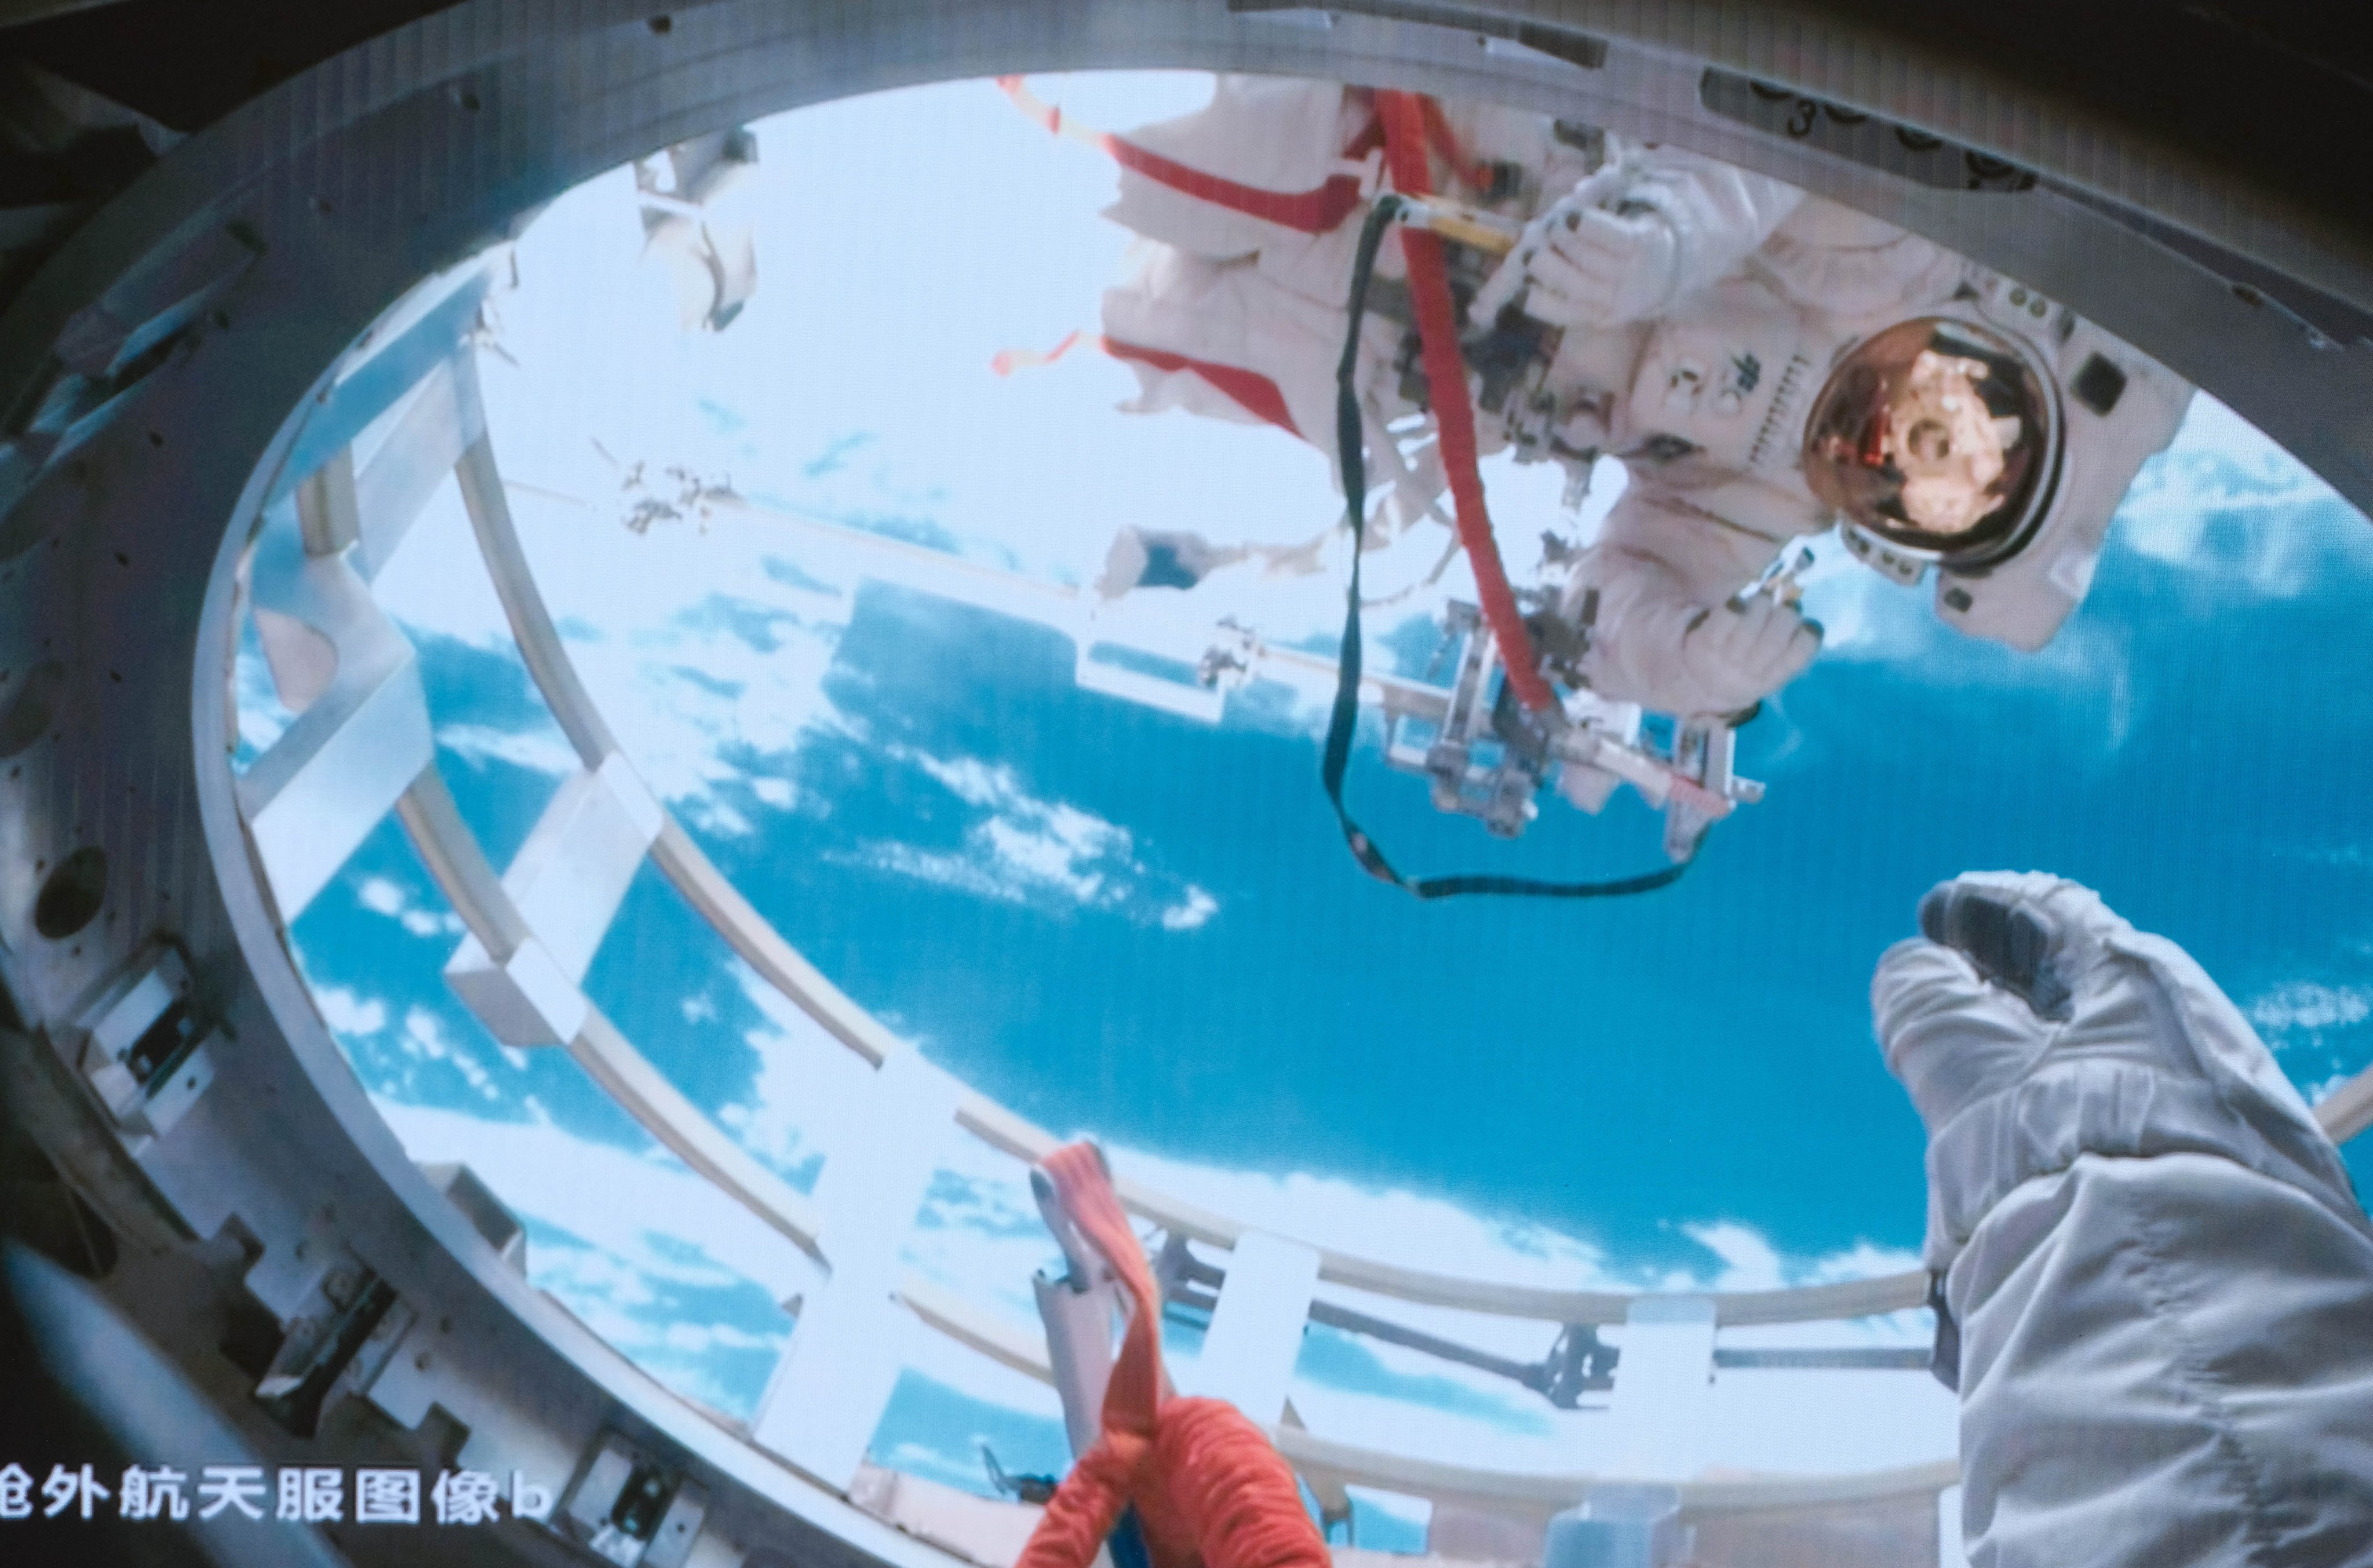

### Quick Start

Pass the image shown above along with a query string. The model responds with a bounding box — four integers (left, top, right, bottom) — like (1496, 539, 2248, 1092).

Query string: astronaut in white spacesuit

(1878, 872, 2373, 1565)
(1088, 78, 2193, 722)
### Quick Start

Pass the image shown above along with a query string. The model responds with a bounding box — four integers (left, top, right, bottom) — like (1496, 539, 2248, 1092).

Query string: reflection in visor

(1802, 318, 2057, 562)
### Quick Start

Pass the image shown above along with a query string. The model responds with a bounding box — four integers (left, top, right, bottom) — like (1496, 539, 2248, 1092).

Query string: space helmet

(1798, 316, 2062, 570)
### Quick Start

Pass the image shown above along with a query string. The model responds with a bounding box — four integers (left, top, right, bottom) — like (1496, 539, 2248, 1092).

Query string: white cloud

(469, 496, 856, 827)
(848, 746, 1210, 925)
(862, 844, 1031, 906)
(660, 1319, 781, 1355)
(2305, 1070, 2365, 1107)
(404, 1007, 500, 1100)
(1677, 1220, 1786, 1292)
(715, 957, 881, 1176)
(368, 447, 862, 838)
(882, 1442, 1000, 1494)
(980, 812, 1113, 902)
(436, 722, 581, 779)
(314, 984, 388, 1038)
(352, 874, 468, 939)
(2250, 982, 2373, 1039)
(2115, 395, 2373, 595)
(529, 1235, 789, 1419)
(909, 753, 1016, 809)
(1160, 887, 1219, 931)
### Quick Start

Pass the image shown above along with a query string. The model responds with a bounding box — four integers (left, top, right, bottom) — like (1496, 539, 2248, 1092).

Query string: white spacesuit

(1088, 78, 2194, 720)
(1876, 873, 2373, 1565)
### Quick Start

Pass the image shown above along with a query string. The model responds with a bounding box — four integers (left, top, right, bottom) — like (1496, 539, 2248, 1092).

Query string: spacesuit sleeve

(1872, 876, 2373, 1566)
(1749, 195, 1967, 320)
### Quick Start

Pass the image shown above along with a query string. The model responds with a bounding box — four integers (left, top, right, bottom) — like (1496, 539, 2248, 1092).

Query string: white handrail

(895, 1275, 1958, 1520)
(458, 437, 1951, 1326)
(395, 770, 828, 1262)
(358, 333, 2366, 1515)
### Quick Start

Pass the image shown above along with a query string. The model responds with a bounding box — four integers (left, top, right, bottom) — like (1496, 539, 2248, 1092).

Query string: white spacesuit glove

(1872, 874, 2373, 1568)
(1665, 592, 1821, 716)
(1519, 199, 1681, 329)
(1872, 871, 2363, 1267)
(1478, 149, 1802, 330)
(1587, 580, 1819, 717)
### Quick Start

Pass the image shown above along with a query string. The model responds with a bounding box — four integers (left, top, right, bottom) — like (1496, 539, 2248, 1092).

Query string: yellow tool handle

(1399, 198, 1521, 256)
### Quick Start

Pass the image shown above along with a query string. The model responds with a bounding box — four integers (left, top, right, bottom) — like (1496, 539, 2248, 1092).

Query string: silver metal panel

(1033, 1270, 1123, 1457)
(1189, 1231, 1321, 1423)
(749, 1048, 962, 1490)
(506, 754, 664, 982)
(1608, 1297, 1719, 1482)
(444, 752, 662, 1044)
(293, 449, 360, 556)
(235, 519, 434, 921)
(352, 355, 484, 581)
(446, 932, 591, 1046)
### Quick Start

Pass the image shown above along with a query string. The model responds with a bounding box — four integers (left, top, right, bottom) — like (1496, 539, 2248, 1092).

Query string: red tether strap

(1000, 77, 1368, 235)
(1417, 95, 1497, 194)
(1375, 91, 1556, 712)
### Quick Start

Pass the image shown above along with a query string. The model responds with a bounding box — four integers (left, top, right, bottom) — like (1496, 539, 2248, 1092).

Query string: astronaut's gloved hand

(1481, 149, 1802, 329)
(1665, 593, 1821, 716)
(1871, 871, 2361, 1270)
(1874, 874, 2134, 1136)
(1517, 198, 1681, 329)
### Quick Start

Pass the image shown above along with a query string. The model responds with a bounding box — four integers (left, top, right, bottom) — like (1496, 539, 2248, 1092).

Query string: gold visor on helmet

(1801, 317, 2059, 564)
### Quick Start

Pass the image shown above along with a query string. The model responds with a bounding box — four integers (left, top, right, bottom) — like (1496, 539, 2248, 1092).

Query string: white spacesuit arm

(1567, 490, 1819, 716)
(1749, 195, 1966, 320)
(1873, 874, 2373, 1567)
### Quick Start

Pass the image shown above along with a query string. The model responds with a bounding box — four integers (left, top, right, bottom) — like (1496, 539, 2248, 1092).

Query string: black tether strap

(1321, 195, 1693, 900)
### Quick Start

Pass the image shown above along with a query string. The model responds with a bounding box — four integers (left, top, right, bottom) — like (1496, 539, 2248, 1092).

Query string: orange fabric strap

(1015, 1144, 1329, 1568)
